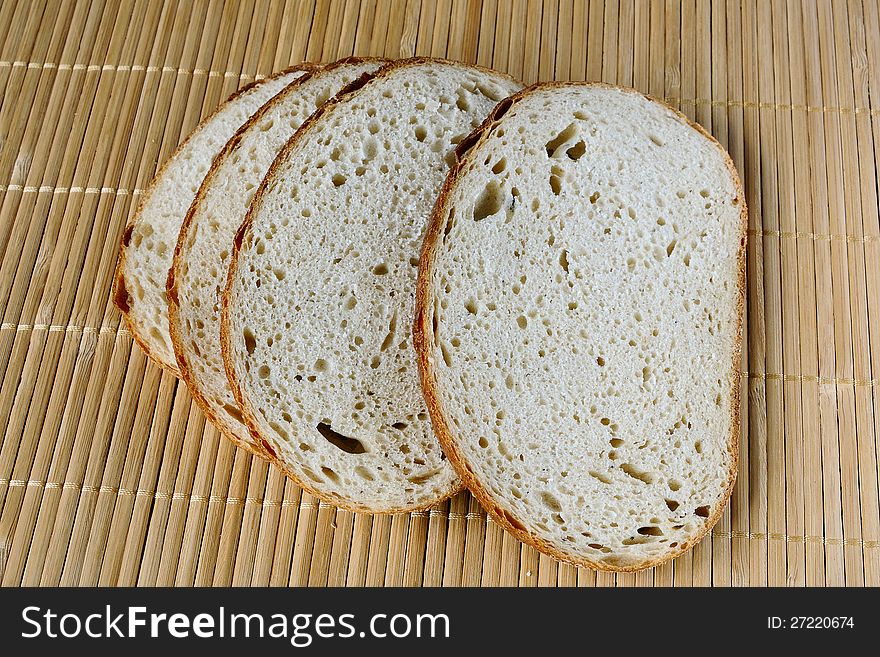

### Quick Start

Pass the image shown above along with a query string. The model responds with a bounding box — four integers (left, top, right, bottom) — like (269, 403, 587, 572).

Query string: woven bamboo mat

(0, 0, 878, 587)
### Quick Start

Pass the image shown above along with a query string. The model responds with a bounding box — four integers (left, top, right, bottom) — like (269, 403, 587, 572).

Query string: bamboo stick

(847, 0, 880, 588)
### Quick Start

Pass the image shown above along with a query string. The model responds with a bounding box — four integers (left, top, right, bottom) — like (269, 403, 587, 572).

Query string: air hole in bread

(491, 158, 507, 174)
(649, 133, 664, 147)
(242, 328, 256, 355)
(559, 250, 570, 272)
(443, 210, 456, 238)
(668, 479, 682, 491)
(370, 355, 381, 369)
(439, 343, 453, 367)
(476, 81, 504, 102)
(267, 418, 288, 440)
(666, 239, 677, 256)
(257, 365, 270, 379)
(549, 172, 562, 195)
(545, 122, 578, 157)
(621, 535, 652, 545)
(414, 125, 427, 142)
(222, 403, 244, 424)
(566, 140, 586, 161)
(316, 422, 366, 454)
(638, 525, 664, 536)
(302, 467, 323, 483)
(620, 463, 654, 484)
(355, 466, 374, 481)
(372, 262, 389, 276)
(695, 505, 710, 518)
(665, 498, 680, 512)
(541, 491, 562, 512)
(473, 181, 503, 221)
(589, 191, 600, 204)
(589, 470, 612, 485)
(320, 466, 341, 484)
(380, 311, 397, 352)
(409, 469, 439, 484)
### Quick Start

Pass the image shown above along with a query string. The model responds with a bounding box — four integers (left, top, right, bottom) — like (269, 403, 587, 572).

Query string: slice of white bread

(113, 65, 315, 373)
(414, 83, 746, 570)
(222, 59, 523, 512)
(168, 58, 385, 458)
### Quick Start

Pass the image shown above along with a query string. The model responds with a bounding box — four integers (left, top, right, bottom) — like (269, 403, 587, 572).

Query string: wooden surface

(0, 0, 878, 586)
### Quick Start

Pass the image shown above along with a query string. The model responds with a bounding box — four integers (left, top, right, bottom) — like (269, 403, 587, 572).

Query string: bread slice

(168, 58, 386, 458)
(414, 83, 746, 570)
(222, 59, 522, 512)
(113, 65, 315, 373)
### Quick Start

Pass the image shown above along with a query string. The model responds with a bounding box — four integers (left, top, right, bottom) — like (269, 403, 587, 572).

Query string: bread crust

(221, 58, 521, 514)
(112, 64, 319, 378)
(413, 82, 748, 571)
(168, 59, 389, 461)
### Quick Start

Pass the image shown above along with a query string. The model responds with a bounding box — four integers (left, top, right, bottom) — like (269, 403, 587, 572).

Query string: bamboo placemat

(0, 0, 877, 587)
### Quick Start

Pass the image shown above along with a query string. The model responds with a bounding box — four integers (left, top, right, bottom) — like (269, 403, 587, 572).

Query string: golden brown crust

(413, 81, 748, 572)
(220, 58, 518, 513)
(112, 64, 319, 377)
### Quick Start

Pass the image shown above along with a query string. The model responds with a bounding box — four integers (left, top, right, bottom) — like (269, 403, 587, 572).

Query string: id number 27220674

(768, 617, 854, 630)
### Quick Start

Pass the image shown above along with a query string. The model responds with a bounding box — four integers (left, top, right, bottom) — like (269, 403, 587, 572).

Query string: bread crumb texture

(226, 62, 521, 511)
(175, 61, 382, 450)
(426, 85, 741, 567)
(122, 70, 304, 369)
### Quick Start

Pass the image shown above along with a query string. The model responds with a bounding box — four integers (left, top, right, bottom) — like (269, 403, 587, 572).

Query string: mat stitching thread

(3, 186, 879, 246)
(749, 228, 880, 244)
(1, 323, 129, 336)
(0, 478, 875, 548)
(0, 184, 144, 195)
(667, 96, 880, 115)
(1, 324, 876, 385)
(0, 60, 261, 80)
(745, 372, 879, 386)
(1, 60, 879, 116)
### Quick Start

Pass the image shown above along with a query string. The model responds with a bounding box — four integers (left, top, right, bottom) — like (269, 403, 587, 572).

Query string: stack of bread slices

(113, 57, 746, 571)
